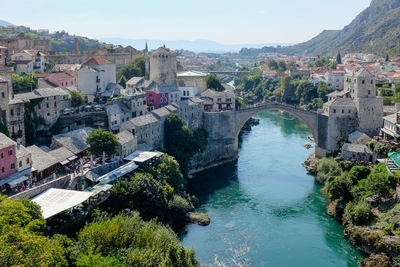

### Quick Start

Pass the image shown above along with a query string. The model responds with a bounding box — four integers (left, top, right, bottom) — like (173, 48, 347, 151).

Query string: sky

(2, 0, 372, 44)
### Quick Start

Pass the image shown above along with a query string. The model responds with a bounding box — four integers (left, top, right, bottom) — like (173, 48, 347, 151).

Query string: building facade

(0, 133, 17, 180)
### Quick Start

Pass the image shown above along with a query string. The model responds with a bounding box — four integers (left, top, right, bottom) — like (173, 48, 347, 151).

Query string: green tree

(75, 212, 198, 266)
(164, 114, 208, 173)
(155, 154, 185, 191)
(206, 75, 224, 91)
(11, 73, 38, 93)
(70, 91, 85, 108)
(268, 59, 278, 70)
(111, 173, 168, 220)
(117, 56, 145, 87)
(86, 129, 117, 156)
(0, 196, 68, 266)
(343, 200, 374, 225)
(336, 51, 342, 64)
(0, 121, 9, 137)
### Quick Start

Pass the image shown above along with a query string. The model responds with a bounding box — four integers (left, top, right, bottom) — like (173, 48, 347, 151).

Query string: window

(342, 110, 344, 114)
(362, 80, 365, 84)
(54, 102, 57, 107)
(1, 167, 4, 173)
(371, 80, 373, 84)
(38, 104, 41, 109)
(46, 103, 49, 108)
(10, 109, 14, 116)
(9, 149, 13, 155)
(217, 98, 222, 102)
(333, 109, 336, 113)
(27, 158, 29, 164)
(368, 90, 371, 95)
(1, 92, 4, 98)
(0, 152, 3, 159)
(19, 161, 22, 167)
(11, 163, 15, 169)
(47, 113, 50, 116)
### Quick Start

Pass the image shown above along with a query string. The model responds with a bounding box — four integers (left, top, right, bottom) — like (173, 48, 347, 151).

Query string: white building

(11, 50, 46, 74)
(76, 56, 117, 102)
(324, 70, 345, 90)
(177, 71, 208, 100)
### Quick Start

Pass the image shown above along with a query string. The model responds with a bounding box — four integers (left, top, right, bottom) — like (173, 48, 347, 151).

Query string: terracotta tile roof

(82, 56, 113, 66)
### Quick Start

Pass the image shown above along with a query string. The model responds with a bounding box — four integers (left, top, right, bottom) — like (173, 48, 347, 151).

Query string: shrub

(348, 166, 371, 184)
(317, 158, 341, 183)
(344, 201, 375, 225)
(326, 174, 353, 201)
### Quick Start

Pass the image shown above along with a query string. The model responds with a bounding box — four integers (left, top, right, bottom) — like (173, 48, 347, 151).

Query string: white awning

(68, 155, 78, 161)
(60, 160, 70, 165)
(32, 188, 93, 219)
(124, 151, 163, 163)
(8, 176, 29, 188)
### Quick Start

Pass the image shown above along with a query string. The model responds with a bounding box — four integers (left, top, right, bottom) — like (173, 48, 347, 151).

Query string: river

(181, 110, 364, 267)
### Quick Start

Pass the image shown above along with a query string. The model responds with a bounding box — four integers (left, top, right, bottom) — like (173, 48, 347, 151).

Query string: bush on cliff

(316, 158, 341, 183)
(326, 174, 353, 201)
(344, 200, 375, 226)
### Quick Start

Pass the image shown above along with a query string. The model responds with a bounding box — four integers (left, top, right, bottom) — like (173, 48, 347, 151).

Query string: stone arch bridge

(189, 101, 329, 174)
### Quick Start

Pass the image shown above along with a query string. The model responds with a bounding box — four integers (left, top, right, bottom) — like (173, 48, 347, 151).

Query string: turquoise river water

(180, 110, 364, 267)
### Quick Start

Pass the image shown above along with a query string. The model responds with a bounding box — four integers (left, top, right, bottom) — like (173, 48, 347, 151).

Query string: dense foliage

(0, 196, 68, 266)
(117, 56, 145, 88)
(24, 98, 44, 145)
(317, 159, 396, 226)
(164, 114, 208, 173)
(86, 129, 118, 156)
(206, 75, 224, 91)
(70, 91, 85, 108)
(12, 73, 37, 93)
(110, 155, 192, 228)
(234, 71, 334, 109)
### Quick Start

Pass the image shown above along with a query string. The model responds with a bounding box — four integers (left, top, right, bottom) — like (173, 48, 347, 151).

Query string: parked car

(84, 105, 92, 112)
(94, 105, 103, 111)
(63, 108, 73, 116)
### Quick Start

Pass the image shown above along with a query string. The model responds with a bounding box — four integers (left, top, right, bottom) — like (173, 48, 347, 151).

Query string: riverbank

(304, 154, 400, 266)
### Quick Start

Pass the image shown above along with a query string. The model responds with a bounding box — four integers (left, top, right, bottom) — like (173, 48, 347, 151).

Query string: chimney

(74, 38, 79, 52)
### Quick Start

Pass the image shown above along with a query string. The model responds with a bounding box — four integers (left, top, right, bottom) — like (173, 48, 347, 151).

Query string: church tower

(144, 41, 150, 80)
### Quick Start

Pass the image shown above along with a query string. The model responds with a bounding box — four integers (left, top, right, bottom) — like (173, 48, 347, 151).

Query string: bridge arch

(234, 103, 320, 148)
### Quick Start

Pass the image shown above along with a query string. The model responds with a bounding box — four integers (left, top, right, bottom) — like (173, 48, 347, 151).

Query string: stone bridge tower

(149, 46, 177, 87)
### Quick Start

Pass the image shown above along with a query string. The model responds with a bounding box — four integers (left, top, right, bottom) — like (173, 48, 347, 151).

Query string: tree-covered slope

(241, 0, 400, 56)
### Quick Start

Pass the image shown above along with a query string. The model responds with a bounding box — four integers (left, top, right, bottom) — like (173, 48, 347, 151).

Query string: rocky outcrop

(327, 199, 346, 222)
(187, 212, 210, 226)
(359, 253, 391, 267)
(344, 225, 400, 258)
(302, 153, 319, 174)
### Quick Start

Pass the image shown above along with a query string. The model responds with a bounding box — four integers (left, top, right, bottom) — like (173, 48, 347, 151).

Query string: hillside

(0, 27, 107, 52)
(241, 0, 400, 57)
(0, 20, 13, 27)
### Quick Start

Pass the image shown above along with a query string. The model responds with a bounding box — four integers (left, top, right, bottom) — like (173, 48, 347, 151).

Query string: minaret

(145, 41, 150, 80)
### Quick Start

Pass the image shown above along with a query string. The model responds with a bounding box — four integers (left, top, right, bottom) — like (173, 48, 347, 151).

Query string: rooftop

(82, 56, 113, 66)
(0, 133, 16, 149)
(116, 130, 134, 145)
(26, 145, 58, 172)
(342, 143, 373, 154)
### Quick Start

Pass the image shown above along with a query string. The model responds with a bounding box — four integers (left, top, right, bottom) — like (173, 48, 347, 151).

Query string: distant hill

(241, 0, 400, 57)
(0, 20, 13, 27)
(99, 38, 292, 53)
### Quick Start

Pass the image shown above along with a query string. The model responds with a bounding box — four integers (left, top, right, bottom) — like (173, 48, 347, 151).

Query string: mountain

(0, 20, 13, 27)
(99, 38, 292, 53)
(241, 0, 400, 56)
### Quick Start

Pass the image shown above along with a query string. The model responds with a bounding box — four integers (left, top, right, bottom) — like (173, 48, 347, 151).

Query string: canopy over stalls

(124, 151, 163, 163)
(32, 188, 93, 219)
(96, 161, 138, 184)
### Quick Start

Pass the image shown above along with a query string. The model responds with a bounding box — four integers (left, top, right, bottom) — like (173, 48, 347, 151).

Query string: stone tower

(149, 46, 177, 87)
(144, 41, 150, 80)
(0, 77, 9, 128)
(345, 69, 383, 135)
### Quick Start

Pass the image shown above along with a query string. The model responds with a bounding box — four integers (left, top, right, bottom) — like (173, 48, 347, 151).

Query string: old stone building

(14, 87, 70, 130)
(0, 77, 26, 144)
(148, 46, 177, 87)
(322, 68, 383, 152)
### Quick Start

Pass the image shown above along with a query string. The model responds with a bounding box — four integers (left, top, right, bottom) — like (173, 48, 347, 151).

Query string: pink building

(146, 90, 168, 111)
(0, 133, 17, 180)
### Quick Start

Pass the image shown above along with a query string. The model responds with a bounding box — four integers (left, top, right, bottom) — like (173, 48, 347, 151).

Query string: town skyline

(3, 0, 371, 45)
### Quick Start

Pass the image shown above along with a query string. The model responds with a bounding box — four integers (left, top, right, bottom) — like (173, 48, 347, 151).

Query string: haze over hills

(240, 0, 400, 57)
(0, 20, 13, 27)
(99, 38, 293, 53)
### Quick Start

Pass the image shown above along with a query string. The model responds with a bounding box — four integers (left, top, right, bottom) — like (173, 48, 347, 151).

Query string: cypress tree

(336, 51, 342, 64)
